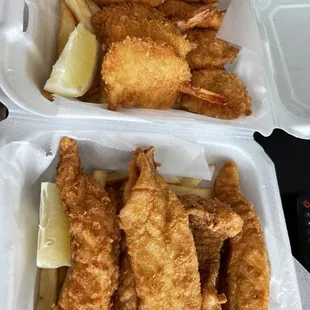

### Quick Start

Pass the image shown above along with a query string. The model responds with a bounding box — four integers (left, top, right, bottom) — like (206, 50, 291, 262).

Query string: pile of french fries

(36, 167, 215, 309)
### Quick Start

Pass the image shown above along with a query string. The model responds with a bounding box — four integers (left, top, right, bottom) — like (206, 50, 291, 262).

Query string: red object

(303, 200, 310, 208)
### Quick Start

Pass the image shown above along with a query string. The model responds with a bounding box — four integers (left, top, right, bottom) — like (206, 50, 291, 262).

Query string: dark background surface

(255, 129, 310, 270)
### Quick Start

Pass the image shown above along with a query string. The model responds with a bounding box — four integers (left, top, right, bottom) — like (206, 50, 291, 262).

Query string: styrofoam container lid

(0, 0, 309, 138)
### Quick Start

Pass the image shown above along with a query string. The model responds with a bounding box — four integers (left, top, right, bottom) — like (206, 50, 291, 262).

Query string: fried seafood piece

(214, 162, 270, 310)
(93, 0, 165, 8)
(158, 0, 202, 21)
(114, 189, 139, 310)
(176, 4, 225, 31)
(114, 253, 139, 310)
(119, 147, 202, 309)
(55, 137, 120, 310)
(185, 29, 239, 69)
(102, 37, 226, 110)
(183, 0, 217, 3)
(180, 195, 243, 310)
(181, 70, 251, 119)
(114, 234, 139, 310)
(92, 3, 193, 58)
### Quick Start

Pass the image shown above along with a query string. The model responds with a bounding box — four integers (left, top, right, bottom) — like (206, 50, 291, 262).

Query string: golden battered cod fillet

(214, 162, 270, 310)
(185, 29, 239, 70)
(102, 37, 191, 110)
(181, 70, 251, 120)
(114, 252, 139, 310)
(120, 148, 202, 309)
(55, 137, 120, 310)
(92, 3, 194, 58)
(158, 0, 203, 21)
(114, 193, 139, 310)
(93, 0, 164, 8)
(180, 195, 243, 310)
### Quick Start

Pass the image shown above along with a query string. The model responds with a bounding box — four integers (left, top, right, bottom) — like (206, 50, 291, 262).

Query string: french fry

(163, 175, 181, 185)
(106, 172, 129, 186)
(42, 90, 53, 101)
(180, 177, 202, 188)
(179, 164, 217, 187)
(93, 169, 108, 188)
(170, 185, 212, 199)
(86, 0, 101, 14)
(36, 268, 58, 310)
(209, 164, 217, 178)
(57, 0, 77, 58)
(65, 0, 94, 33)
(57, 267, 69, 300)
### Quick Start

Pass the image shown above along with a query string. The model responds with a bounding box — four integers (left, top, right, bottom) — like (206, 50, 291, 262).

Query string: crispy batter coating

(93, 0, 164, 8)
(55, 137, 120, 310)
(114, 241, 139, 310)
(120, 148, 202, 309)
(181, 70, 252, 119)
(214, 162, 270, 310)
(183, 0, 217, 3)
(158, 0, 202, 21)
(176, 5, 225, 31)
(92, 3, 193, 58)
(180, 195, 243, 310)
(102, 37, 191, 110)
(185, 29, 239, 69)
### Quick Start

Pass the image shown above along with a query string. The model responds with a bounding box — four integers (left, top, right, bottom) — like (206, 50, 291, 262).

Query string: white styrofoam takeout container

(0, 0, 309, 307)
(0, 96, 306, 309)
(0, 0, 309, 138)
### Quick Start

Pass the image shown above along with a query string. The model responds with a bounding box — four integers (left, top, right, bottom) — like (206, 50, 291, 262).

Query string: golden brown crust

(93, 0, 165, 8)
(185, 29, 239, 70)
(114, 253, 139, 310)
(120, 148, 202, 309)
(55, 137, 120, 310)
(92, 3, 193, 58)
(214, 162, 270, 310)
(102, 37, 191, 110)
(180, 195, 243, 310)
(176, 5, 225, 31)
(181, 70, 251, 119)
(158, 0, 203, 21)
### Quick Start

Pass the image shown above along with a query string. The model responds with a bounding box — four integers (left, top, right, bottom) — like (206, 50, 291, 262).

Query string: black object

(255, 129, 310, 269)
(0, 103, 8, 121)
(296, 191, 310, 272)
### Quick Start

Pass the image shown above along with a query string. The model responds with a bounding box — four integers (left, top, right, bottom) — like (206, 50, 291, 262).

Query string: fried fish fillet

(55, 137, 120, 310)
(214, 162, 270, 310)
(180, 195, 243, 310)
(181, 70, 251, 119)
(119, 148, 202, 309)
(114, 236, 139, 310)
(176, 5, 225, 31)
(183, 0, 217, 3)
(114, 187, 139, 310)
(102, 37, 191, 110)
(92, 3, 193, 58)
(185, 29, 239, 69)
(93, 0, 164, 8)
(158, 0, 202, 21)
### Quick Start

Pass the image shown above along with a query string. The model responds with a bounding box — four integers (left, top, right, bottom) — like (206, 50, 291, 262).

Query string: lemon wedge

(44, 23, 99, 97)
(37, 183, 71, 268)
